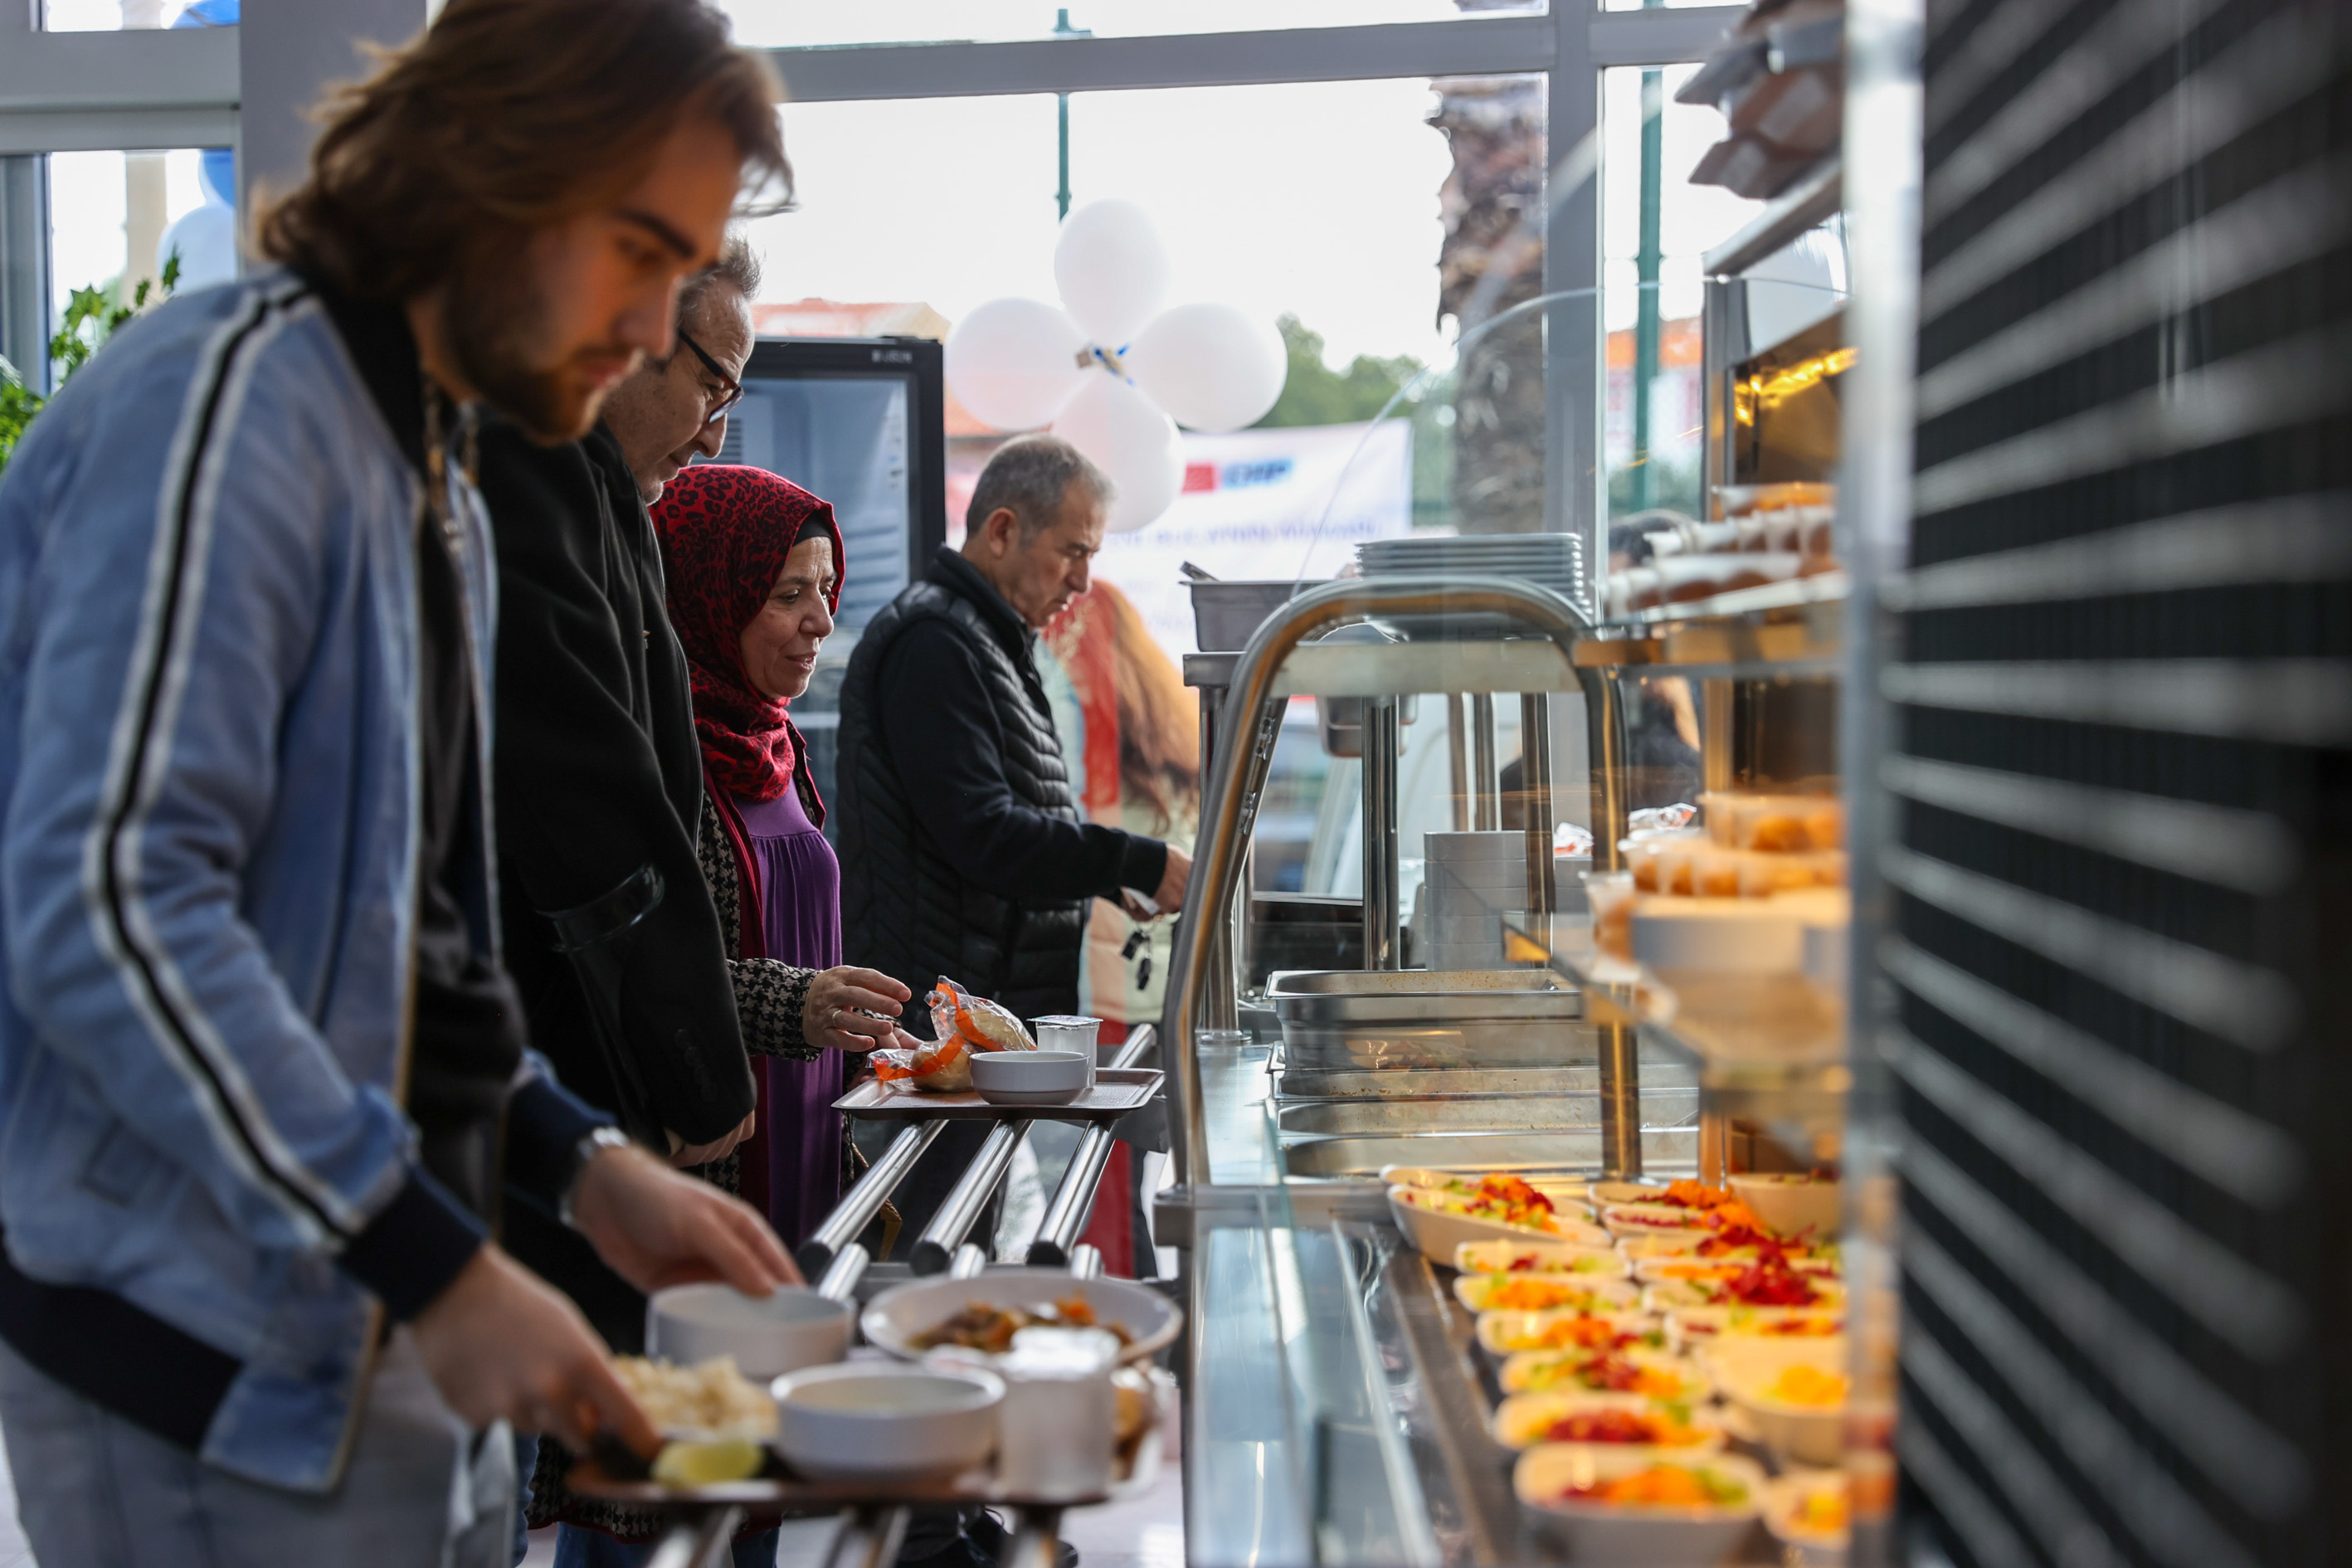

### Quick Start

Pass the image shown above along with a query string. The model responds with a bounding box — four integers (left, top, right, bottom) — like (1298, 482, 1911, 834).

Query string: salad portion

(1499, 1346, 1710, 1400)
(1558, 1462, 1752, 1508)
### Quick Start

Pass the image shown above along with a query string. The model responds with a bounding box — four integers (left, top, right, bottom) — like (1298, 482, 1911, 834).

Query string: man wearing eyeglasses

(597, 236, 752, 504)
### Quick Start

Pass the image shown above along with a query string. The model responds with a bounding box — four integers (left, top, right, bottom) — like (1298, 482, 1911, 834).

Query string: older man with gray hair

(833, 435, 1190, 1252)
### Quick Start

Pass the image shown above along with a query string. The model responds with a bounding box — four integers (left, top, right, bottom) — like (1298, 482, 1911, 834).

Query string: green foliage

(0, 251, 182, 478)
(1254, 314, 1427, 429)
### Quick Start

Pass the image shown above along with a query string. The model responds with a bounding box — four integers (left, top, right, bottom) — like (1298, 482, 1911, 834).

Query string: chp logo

(1181, 456, 1294, 494)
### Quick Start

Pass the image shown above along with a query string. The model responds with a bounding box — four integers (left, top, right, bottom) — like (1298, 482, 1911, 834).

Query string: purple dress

(733, 786, 845, 1248)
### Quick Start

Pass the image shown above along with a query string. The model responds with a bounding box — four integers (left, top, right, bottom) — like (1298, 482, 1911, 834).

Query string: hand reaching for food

(803, 966, 917, 1054)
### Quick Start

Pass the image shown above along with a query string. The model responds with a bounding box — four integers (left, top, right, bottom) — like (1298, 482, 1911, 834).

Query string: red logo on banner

(1181, 462, 1217, 493)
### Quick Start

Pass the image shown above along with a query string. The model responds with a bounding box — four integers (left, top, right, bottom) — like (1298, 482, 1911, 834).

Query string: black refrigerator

(713, 334, 947, 832)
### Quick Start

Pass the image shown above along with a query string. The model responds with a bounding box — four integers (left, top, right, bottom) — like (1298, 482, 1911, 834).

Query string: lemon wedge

(652, 1438, 763, 1488)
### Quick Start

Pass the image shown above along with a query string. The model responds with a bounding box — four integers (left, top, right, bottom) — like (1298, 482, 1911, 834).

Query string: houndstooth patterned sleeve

(699, 791, 821, 1061)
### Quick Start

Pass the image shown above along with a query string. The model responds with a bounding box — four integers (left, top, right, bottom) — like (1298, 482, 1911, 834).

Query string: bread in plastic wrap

(874, 977, 1037, 1094)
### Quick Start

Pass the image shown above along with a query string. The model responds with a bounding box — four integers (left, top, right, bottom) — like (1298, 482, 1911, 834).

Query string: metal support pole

(1069, 1244, 1104, 1279)
(1518, 692, 1556, 916)
(1026, 1026, 1158, 1266)
(1702, 677, 1735, 791)
(1632, 51, 1666, 512)
(797, 1120, 945, 1277)
(1697, 1111, 1728, 1186)
(1164, 577, 1608, 1187)
(1446, 691, 1469, 830)
(1470, 692, 1499, 830)
(0, 156, 52, 392)
(1585, 674, 1633, 871)
(645, 1506, 745, 1568)
(822, 1505, 913, 1568)
(950, 1242, 990, 1279)
(909, 1121, 1029, 1275)
(1003, 1508, 1066, 1568)
(1597, 1022, 1642, 1179)
(1194, 682, 1240, 1032)
(1361, 696, 1400, 969)
(816, 1243, 871, 1303)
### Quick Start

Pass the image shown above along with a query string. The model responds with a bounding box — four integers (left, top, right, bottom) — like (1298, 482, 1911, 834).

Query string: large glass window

(41, 0, 217, 29)
(746, 75, 1518, 659)
(719, 1, 1541, 48)
(1600, 61, 1761, 520)
(47, 149, 221, 320)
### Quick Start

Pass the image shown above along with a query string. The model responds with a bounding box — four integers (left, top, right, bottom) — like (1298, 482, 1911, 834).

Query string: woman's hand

(805, 966, 918, 1054)
(570, 1141, 801, 1296)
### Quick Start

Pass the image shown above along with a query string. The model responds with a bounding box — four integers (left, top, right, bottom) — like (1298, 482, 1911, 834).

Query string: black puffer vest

(837, 552, 1087, 1029)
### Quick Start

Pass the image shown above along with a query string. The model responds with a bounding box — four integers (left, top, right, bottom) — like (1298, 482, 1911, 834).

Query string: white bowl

(1455, 1273, 1642, 1314)
(861, 1270, 1183, 1367)
(1730, 1172, 1843, 1241)
(1493, 1390, 1726, 1453)
(769, 1363, 1004, 1483)
(971, 1049, 1090, 1106)
(1701, 1337, 1850, 1466)
(1498, 1346, 1710, 1402)
(1764, 1470, 1851, 1567)
(1454, 1240, 1629, 1278)
(646, 1284, 853, 1381)
(1514, 1444, 1766, 1564)
(1386, 1186, 1610, 1259)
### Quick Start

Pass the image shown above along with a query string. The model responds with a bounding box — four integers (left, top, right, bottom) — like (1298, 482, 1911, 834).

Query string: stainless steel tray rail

(1163, 576, 1634, 1189)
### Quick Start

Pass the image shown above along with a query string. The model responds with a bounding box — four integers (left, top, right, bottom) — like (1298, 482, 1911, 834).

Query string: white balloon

(1050, 373, 1185, 533)
(1126, 302, 1288, 432)
(943, 297, 1088, 431)
(158, 199, 238, 290)
(1052, 199, 1171, 348)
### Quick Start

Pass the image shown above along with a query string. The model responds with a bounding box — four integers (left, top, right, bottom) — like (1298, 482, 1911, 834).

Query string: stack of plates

(1358, 534, 1585, 596)
(1419, 830, 1530, 971)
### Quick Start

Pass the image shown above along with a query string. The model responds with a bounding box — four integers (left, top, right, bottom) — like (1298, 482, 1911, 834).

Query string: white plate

(1456, 1273, 1642, 1314)
(1386, 1186, 1610, 1259)
(1493, 1390, 1726, 1453)
(1641, 1277, 1847, 1314)
(1454, 1240, 1630, 1278)
(861, 1271, 1182, 1367)
(1497, 1346, 1711, 1401)
(1514, 1444, 1765, 1564)
(1663, 1306, 1844, 1353)
(1633, 1255, 1841, 1285)
(1600, 1201, 1714, 1238)
(1476, 1309, 1662, 1359)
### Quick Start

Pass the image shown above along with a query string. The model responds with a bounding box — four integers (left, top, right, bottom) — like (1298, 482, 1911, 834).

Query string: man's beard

(443, 252, 631, 445)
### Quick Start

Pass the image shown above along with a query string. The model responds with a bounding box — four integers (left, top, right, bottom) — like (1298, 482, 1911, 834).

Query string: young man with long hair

(0, 3, 795, 1561)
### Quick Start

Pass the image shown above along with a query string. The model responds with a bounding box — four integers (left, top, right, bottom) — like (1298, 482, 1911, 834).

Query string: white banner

(1090, 418, 1414, 660)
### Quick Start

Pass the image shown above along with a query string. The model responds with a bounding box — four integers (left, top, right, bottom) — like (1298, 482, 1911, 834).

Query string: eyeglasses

(674, 327, 743, 428)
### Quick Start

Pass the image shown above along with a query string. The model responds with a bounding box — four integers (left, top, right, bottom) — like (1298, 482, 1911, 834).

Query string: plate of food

(1497, 1346, 1710, 1401)
(1384, 1166, 1587, 1206)
(1475, 1309, 1662, 1359)
(1588, 1178, 1737, 1213)
(1664, 1305, 1843, 1351)
(1765, 1469, 1850, 1566)
(1455, 1273, 1643, 1314)
(862, 1271, 1182, 1367)
(1387, 1175, 1611, 1258)
(1700, 1337, 1850, 1465)
(1454, 1240, 1630, 1278)
(1513, 1444, 1766, 1565)
(610, 1354, 782, 1489)
(1638, 1249, 1845, 1313)
(1493, 1390, 1726, 1454)
(1632, 1254, 1839, 1284)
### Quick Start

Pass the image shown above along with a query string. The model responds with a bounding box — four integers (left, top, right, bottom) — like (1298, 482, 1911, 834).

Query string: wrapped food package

(875, 977, 1040, 1094)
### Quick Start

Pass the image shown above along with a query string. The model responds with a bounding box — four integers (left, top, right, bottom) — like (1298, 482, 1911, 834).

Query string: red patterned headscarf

(650, 465, 845, 805)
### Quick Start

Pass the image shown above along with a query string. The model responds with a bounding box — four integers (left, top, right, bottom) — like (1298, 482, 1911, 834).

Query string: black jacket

(480, 422, 754, 1346)
(836, 548, 1166, 1028)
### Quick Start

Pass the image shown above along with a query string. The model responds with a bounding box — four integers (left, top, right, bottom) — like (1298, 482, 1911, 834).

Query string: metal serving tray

(1278, 1127, 1700, 1179)
(1274, 1088, 1700, 1137)
(1273, 1063, 1700, 1100)
(1269, 967, 1595, 1071)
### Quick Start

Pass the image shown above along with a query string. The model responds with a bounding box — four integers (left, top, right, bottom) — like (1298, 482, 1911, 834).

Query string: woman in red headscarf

(652, 464, 908, 1245)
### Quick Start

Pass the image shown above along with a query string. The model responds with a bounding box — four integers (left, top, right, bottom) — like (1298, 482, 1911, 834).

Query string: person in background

(0, 3, 796, 1564)
(655, 464, 874, 1252)
(834, 435, 1192, 1256)
(482, 248, 913, 1565)
(1036, 580, 1199, 1276)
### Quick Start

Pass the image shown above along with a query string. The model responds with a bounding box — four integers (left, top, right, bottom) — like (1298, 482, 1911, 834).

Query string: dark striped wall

(1882, 1, 2350, 1564)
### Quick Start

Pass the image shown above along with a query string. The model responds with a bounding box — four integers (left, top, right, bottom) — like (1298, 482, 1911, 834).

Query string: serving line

(633, 1025, 1159, 1568)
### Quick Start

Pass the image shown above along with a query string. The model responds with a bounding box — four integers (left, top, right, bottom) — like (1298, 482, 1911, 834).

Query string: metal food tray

(834, 1066, 1161, 1122)
(1270, 968, 1593, 1072)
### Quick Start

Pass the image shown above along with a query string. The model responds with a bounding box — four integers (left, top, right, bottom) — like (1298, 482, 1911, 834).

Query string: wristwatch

(558, 1124, 633, 1229)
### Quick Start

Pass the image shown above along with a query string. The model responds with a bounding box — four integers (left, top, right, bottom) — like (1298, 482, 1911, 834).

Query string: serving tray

(834, 1067, 1162, 1122)
(564, 1459, 1111, 1510)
